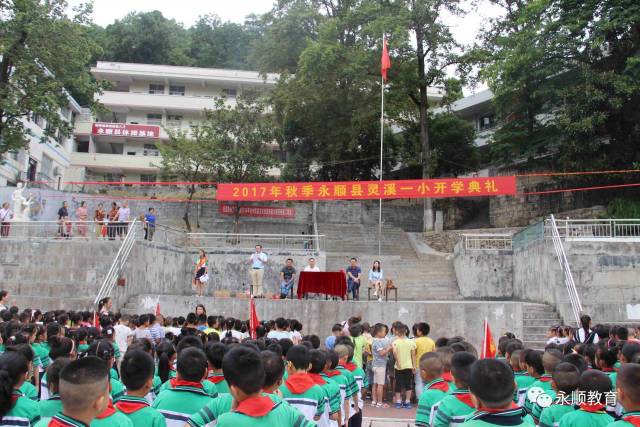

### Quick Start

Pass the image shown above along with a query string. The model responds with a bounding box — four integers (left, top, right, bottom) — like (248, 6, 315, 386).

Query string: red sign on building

(91, 122, 160, 138)
(219, 204, 296, 218)
(217, 177, 517, 202)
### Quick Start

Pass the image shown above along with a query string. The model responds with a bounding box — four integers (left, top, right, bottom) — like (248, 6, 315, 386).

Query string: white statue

(11, 183, 34, 221)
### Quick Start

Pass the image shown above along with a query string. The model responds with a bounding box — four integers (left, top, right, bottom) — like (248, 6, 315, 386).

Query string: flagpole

(378, 34, 385, 257)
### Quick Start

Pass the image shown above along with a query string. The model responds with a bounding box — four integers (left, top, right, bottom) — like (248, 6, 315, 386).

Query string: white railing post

(549, 214, 583, 326)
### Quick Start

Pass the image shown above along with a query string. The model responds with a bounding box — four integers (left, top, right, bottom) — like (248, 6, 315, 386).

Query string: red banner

(219, 204, 296, 218)
(217, 177, 516, 201)
(92, 122, 160, 138)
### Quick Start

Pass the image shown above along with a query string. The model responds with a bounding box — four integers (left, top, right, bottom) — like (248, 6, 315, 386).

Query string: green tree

(189, 15, 260, 69)
(101, 11, 191, 65)
(157, 126, 220, 231)
(201, 97, 277, 233)
(0, 0, 103, 154)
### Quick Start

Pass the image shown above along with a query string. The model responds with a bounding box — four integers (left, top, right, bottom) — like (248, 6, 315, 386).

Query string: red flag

(155, 302, 161, 317)
(381, 38, 391, 82)
(93, 311, 100, 329)
(249, 297, 260, 339)
(480, 318, 497, 359)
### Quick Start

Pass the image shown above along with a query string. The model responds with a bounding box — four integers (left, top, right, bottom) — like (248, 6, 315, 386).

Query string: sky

(69, 0, 502, 92)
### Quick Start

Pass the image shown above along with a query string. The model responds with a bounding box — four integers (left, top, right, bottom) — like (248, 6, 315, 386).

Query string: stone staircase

(522, 304, 563, 349)
(319, 223, 461, 300)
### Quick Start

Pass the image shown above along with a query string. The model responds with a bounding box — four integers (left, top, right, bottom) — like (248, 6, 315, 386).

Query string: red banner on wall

(219, 204, 296, 218)
(92, 122, 160, 138)
(216, 176, 516, 201)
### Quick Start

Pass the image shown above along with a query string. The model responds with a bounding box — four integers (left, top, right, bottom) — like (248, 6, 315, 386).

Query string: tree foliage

(0, 0, 103, 154)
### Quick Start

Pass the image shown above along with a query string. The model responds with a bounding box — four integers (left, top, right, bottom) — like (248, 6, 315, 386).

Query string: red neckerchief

(539, 375, 553, 382)
(426, 378, 449, 393)
(95, 401, 116, 419)
(115, 397, 149, 414)
(207, 372, 226, 384)
(601, 367, 615, 372)
(442, 371, 453, 382)
(235, 395, 276, 417)
(169, 378, 204, 389)
(339, 362, 357, 372)
(48, 415, 88, 427)
(453, 391, 475, 408)
(285, 372, 316, 394)
(623, 415, 640, 427)
(325, 370, 341, 377)
(308, 373, 327, 386)
(578, 403, 606, 413)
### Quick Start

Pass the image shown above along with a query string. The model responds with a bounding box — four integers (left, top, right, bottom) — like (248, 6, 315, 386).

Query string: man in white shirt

(0, 203, 12, 238)
(303, 257, 321, 272)
(113, 314, 133, 363)
(117, 201, 131, 239)
(248, 244, 268, 297)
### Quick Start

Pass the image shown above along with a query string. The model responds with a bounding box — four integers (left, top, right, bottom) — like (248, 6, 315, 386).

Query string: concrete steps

(522, 304, 562, 349)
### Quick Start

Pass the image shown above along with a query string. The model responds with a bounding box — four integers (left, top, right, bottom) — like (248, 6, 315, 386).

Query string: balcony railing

(460, 233, 513, 251)
(548, 219, 640, 240)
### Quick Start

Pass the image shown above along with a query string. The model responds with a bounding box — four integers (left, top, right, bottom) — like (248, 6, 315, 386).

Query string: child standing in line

(415, 353, 449, 427)
(116, 350, 166, 427)
(610, 363, 640, 427)
(557, 370, 613, 427)
(392, 324, 416, 409)
(371, 324, 392, 408)
(538, 363, 580, 427)
(0, 352, 40, 426)
(511, 349, 535, 404)
(431, 351, 477, 427)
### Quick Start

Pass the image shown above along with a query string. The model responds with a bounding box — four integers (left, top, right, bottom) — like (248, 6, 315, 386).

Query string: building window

(166, 114, 183, 128)
(76, 141, 89, 153)
(479, 115, 495, 131)
(41, 155, 53, 179)
(31, 113, 45, 128)
(222, 88, 237, 98)
(146, 113, 163, 126)
(144, 144, 160, 157)
(140, 174, 157, 183)
(169, 85, 185, 96)
(149, 84, 165, 95)
(60, 106, 70, 120)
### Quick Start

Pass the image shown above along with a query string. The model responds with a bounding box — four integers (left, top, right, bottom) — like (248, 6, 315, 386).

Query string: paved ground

(361, 400, 417, 426)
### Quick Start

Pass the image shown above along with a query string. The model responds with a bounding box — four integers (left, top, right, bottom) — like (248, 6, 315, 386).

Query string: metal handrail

(312, 200, 321, 252)
(549, 215, 583, 325)
(186, 232, 325, 252)
(94, 219, 139, 305)
(547, 219, 640, 240)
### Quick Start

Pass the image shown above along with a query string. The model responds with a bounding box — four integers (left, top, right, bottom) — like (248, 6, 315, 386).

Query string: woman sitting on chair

(369, 260, 384, 302)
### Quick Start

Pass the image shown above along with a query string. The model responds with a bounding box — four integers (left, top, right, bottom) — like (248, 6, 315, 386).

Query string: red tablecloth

(297, 271, 347, 299)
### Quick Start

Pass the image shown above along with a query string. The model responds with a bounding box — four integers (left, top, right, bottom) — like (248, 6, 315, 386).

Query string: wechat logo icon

(527, 386, 553, 408)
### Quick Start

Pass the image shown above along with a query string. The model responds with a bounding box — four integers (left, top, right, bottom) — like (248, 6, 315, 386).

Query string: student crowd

(0, 299, 638, 427)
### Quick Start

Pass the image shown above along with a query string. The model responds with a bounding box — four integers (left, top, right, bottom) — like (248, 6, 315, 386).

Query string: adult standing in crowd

(193, 249, 208, 297)
(144, 208, 156, 241)
(369, 260, 384, 302)
(576, 314, 599, 344)
(57, 201, 69, 238)
(75, 201, 88, 238)
(94, 203, 106, 239)
(117, 201, 130, 238)
(0, 202, 12, 237)
(279, 258, 296, 299)
(346, 257, 362, 300)
(248, 244, 268, 297)
(0, 290, 10, 312)
(107, 202, 119, 240)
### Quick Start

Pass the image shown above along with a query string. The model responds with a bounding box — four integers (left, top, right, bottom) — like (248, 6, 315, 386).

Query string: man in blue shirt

(346, 257, 362, 300)
(144, 208, 156, 241)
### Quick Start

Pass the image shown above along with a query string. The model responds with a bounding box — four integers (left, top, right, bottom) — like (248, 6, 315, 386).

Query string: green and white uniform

(205, 373, 229, 395)
(279, 372, 325, 423)
(416, 378, 450, 427)
(538, 394, 575, 427)
(524, 374, 553, 414)
(216, 394, 315, 427)
(513, 371, 535, 405)
(115, 395, 167, 427)
(156, 378, 217, 398)
(38, 395, 63, 419)
(322, 370, 352, 427)
(0, 390, 41, 426)
(19, 382, 38, 401)
(335, 365, 358, 421)
(461, 406, 534, 427)
(152, 379, 215, 427)
(607, 410, 640, 427)
(558, 406, 613, 427)
(186, 393, 235, 427)
(35, 414, 89, 427)
(90, 403, 134, 427)
(308, 373, 341, 427)
(348, 364, 368, 413)
(432, 389, 476, 427)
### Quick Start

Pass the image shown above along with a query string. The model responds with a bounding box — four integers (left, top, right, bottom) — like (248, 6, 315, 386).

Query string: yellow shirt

(415, 336, 436, 362)
(392, 337, 417, 370)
